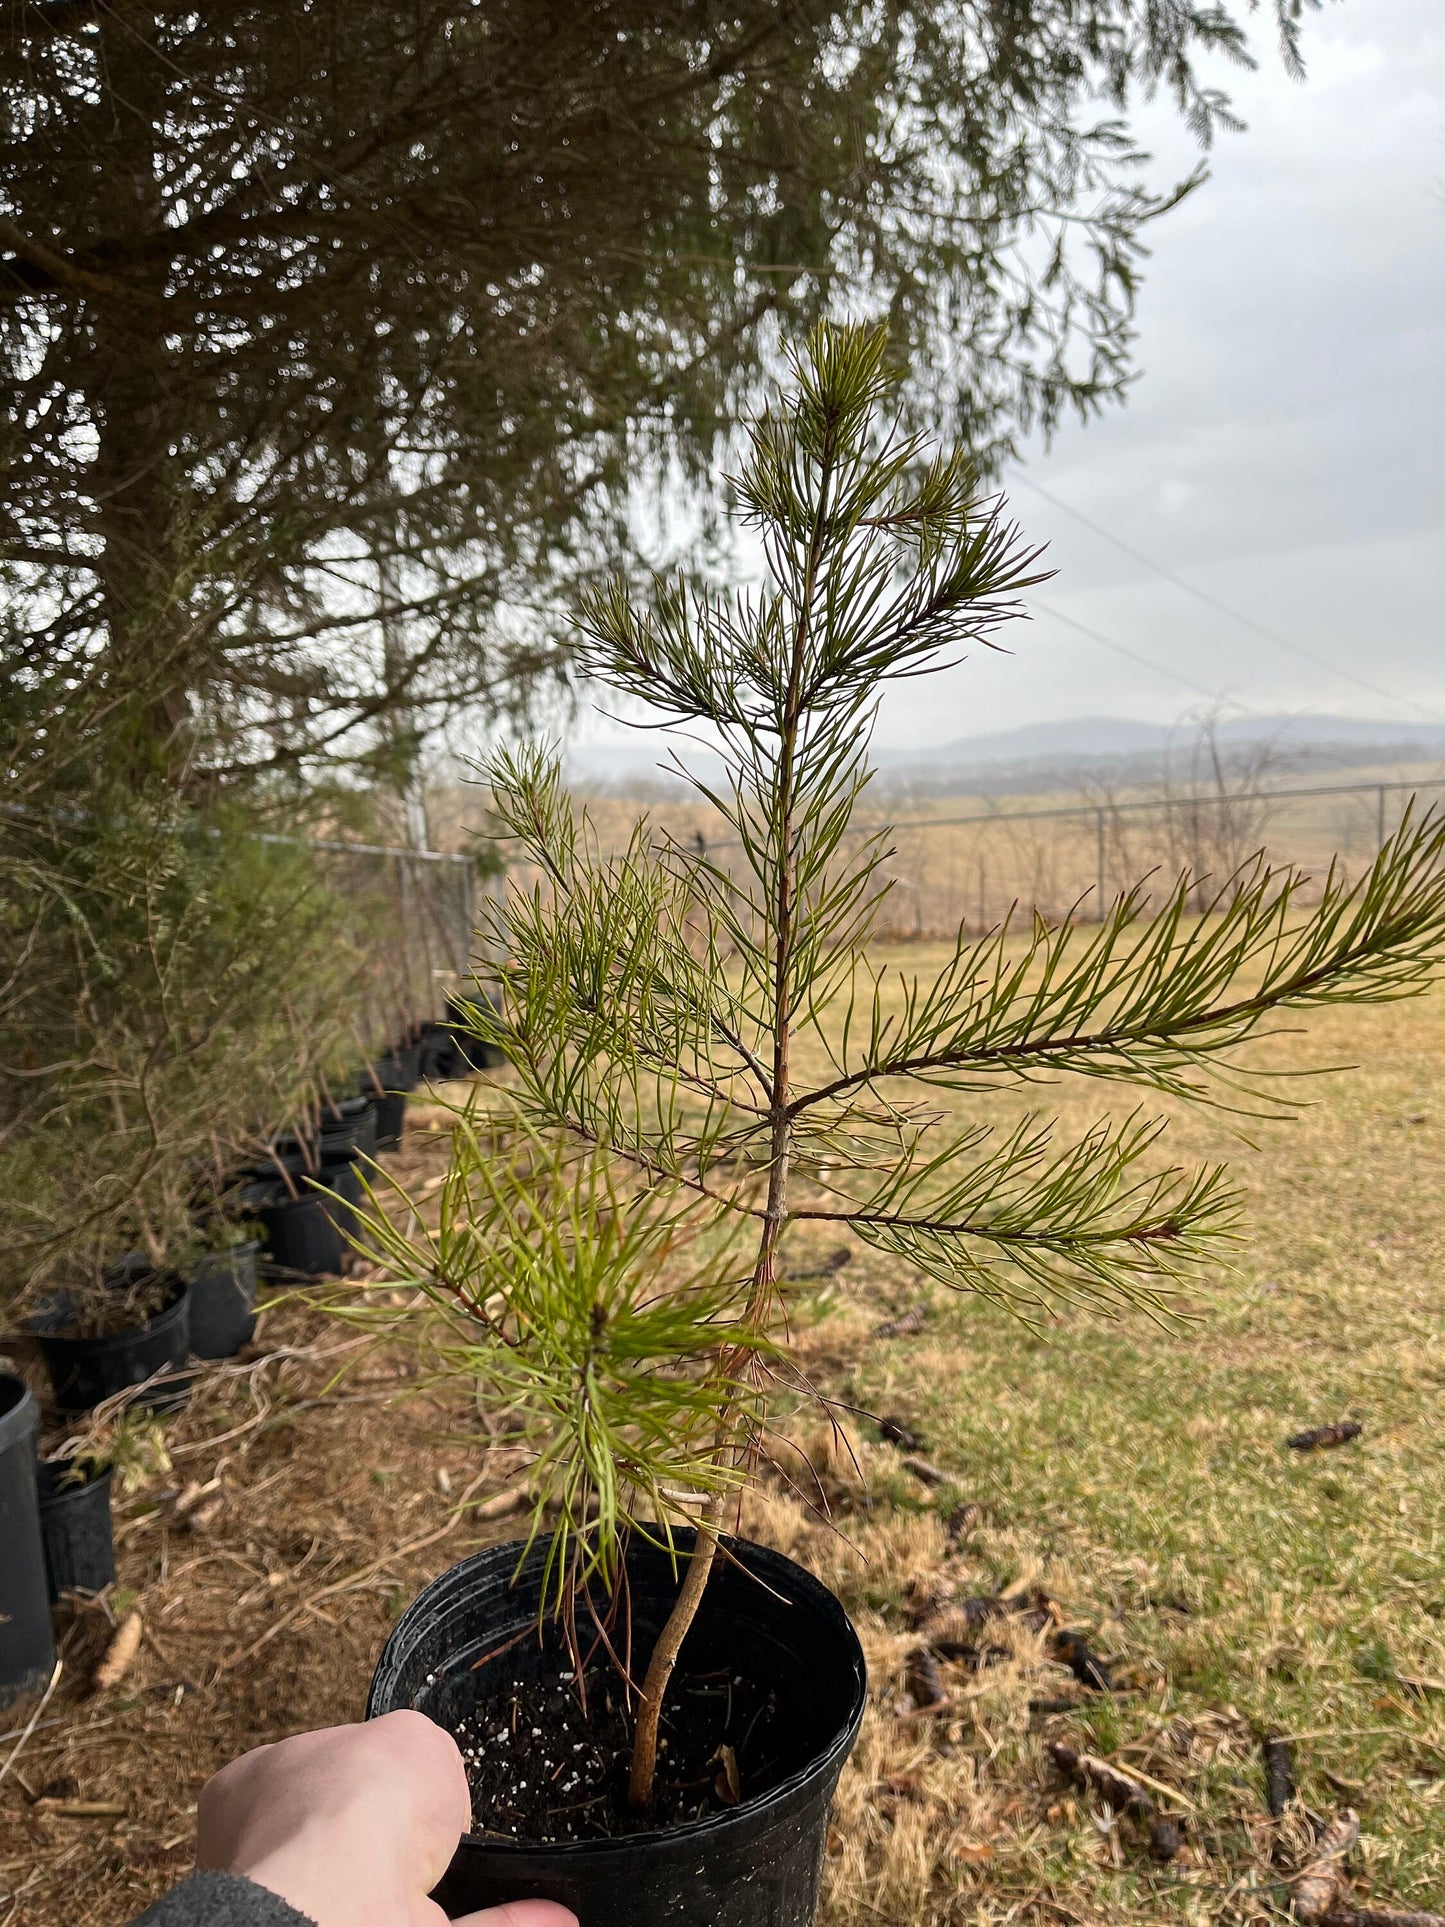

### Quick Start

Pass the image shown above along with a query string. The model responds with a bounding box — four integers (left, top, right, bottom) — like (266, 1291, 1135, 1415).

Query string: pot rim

(38, 1458, 115, 1501)
(31, 1275, 190, 1350)
(188, 1235, 263, 1265)
(369, 1530, 867, 1860)
(0, 1371, 39, 1454)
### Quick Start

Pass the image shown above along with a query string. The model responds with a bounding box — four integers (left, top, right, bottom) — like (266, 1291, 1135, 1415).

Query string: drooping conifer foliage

(2, 0, 1325, 783)
(355, 324, 1445, 1809)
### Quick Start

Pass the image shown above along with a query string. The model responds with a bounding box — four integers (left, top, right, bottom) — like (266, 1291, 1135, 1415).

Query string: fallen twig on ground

(0, 1661, 62, 1792)
(901, 1454, 947, 1488)
(217, 1469, 489, 1671)
(1320, 1911, 1445, 1927)
(1050, 1742, 1155, 1816)
(872, 1303, 928, 1339)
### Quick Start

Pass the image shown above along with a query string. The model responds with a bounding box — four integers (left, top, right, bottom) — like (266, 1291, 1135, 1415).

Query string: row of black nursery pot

(15, 1011, 478, 1424)
(2, 1231, 281, 1705)
(371, 997, 507, 1101)
(31, 1239, 260, 1418)
(2, 1237, 265, 1706)
(243, 999, 507, 1276)
(244, 1043, 416, 1276)
(4, 999, 502, 1699)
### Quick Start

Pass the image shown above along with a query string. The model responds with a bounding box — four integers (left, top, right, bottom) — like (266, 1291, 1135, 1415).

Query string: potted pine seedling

(183, 1196, 263, 1359)
(242, 1086, 377, 1279)
(354, 326, 1445, 1927)
(359, 1049, 410, 1150)
(37, 1408, 172, 1602)
(31, 1246, 193, 1416)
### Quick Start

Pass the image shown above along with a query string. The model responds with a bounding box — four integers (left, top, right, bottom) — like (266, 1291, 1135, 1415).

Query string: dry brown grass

(3, 974, 1444, 1925)
(534, 763, 1445, 938)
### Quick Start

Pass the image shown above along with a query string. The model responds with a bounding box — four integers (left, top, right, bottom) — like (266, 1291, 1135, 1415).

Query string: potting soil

(450, 1655, 781, 1842)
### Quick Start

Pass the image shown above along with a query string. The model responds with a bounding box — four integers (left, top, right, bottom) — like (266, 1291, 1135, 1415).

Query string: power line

(1014, 475, 1442, 724)
(1029, 597, 1258, 712)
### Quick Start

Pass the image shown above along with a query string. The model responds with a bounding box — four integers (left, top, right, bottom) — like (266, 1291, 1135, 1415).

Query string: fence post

(1377, 786, 1386, 852)
(460, 856, 477, 979)
(1095, 808, 1106, 920)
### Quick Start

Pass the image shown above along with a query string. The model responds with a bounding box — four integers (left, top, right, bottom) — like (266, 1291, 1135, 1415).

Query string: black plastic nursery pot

(37, 1461, 116, 1602)
(373, 1088, 407, 1149)
(183, 1240, 260, 1358)
(319, 1092, 378, 1161)
(424, 1029, 462, 1080)
(0, 1374, 56, 1710)
(253, 1185, 346, 1278)
(367, 1530, 867, 1927)
(33, 1276, 193, 1415)
(372, 1048, 417, 1094)
(314, 1155, 365, 1244)
(246, 1144, 312, 1182)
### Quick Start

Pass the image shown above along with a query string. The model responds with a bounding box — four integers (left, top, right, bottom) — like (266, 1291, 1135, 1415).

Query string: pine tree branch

(711, 1016, 776, 1104)
(793, 1205, 1207, 1247)
(790, 815, 1445, 1118)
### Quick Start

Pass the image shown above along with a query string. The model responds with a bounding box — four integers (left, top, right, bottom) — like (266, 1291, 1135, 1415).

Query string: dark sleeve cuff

(130, 1871, 318, 1927)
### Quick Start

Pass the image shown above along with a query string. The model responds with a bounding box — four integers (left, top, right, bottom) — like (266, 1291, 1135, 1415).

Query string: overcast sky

(891, 0, 1445, 747)
(574, 0, 1444, 760)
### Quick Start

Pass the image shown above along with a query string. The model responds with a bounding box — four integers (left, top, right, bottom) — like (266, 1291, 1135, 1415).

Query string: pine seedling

(356, 323, 1445, 1812)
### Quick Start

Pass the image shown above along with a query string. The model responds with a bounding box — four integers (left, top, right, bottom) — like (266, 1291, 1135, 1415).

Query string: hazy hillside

(564, 713, 1445, 799)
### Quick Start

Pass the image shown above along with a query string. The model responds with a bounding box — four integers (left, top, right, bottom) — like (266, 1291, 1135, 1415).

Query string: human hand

(196, 1710, 576, 1927)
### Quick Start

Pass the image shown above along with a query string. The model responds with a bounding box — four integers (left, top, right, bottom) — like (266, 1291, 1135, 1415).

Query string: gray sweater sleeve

(129, 1872, 317, 1927)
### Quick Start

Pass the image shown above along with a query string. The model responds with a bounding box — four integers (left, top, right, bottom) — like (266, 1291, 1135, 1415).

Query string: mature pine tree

(1, 1, 1322, 784)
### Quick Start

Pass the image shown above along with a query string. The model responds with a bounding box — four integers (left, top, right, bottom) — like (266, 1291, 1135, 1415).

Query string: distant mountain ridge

(565, 712, 1445, 797)
(869, 714, 1445, 770)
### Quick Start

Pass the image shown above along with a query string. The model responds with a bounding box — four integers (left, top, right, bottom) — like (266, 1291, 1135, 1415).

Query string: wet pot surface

(368, 1530, 866, 1927)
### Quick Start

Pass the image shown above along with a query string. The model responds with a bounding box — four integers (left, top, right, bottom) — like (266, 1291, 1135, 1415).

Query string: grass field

(3, 953, 1442, 1925)
(772, 954, 1445, 1922)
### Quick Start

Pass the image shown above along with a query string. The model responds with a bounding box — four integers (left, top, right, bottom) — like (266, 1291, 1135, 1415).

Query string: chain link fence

(292, 836, 483, 1038)
(863, 774, 1445, 939)
(567, 774, 1445, 945)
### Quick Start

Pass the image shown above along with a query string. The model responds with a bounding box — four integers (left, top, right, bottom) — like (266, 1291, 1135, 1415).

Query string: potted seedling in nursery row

(352, 327, 1445, 1927)
(30, 1247, 194, 1417)
(36, 1406, 173, 1602)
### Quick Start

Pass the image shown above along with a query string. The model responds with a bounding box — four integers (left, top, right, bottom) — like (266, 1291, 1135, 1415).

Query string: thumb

(452, 1906, 578, 1927)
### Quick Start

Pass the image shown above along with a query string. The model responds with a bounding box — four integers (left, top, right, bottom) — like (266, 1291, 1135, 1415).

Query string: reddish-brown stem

(626, 1509, 723, 1810)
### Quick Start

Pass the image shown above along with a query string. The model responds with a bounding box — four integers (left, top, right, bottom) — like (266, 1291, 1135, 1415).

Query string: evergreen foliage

(353, 322, 1445, 1809)
(0, 790, 362, 1320)
(2, 0, 1323, 783)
